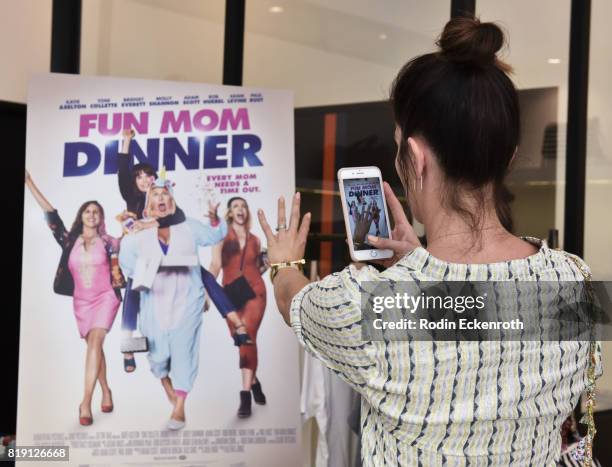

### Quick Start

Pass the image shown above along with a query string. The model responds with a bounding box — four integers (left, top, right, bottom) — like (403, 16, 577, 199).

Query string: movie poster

(343, 177, 389, 250)
(17, 74, 300, 466)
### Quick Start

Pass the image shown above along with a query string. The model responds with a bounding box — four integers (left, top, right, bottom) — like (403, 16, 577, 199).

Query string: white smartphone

(338, 166, 393, 262)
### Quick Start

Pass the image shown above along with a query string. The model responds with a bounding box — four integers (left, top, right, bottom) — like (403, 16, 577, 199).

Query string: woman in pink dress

(25, 171, 122, 426)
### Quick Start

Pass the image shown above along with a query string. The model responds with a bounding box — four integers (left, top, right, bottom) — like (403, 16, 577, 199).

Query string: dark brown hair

(132, 163, 157, 194)
(391, 16, 519, 233)
(69, 201, 109, 239)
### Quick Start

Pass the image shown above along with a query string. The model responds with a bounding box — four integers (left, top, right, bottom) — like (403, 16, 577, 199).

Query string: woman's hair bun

(437, 16, 511, 72)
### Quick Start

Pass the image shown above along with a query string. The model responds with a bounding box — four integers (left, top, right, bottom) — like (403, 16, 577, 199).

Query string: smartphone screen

(343, 177, 390, 250)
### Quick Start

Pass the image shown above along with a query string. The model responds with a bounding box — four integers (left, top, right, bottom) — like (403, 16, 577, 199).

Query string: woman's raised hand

(121, 128, 134, 153)
(257, 192, 311, 264)
(207, 200, 220, 224)
(24, 169, 55, 212)
(368, 182, 421, 267)
(353, 201, 374, 244)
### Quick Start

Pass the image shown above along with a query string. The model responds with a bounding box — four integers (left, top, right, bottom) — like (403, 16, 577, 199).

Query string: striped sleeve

(290, 265, 377, 391)
(562, 252, 604, 379)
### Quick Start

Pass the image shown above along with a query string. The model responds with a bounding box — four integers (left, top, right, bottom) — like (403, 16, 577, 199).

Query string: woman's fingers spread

(277, 196, 287, 229)
(289, 192, 301, 232)
(257, 209, 275, 242)
(383, 182, 409, 225)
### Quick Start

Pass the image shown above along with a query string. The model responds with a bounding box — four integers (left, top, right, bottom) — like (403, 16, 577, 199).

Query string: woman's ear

(407, 137, 426, 179)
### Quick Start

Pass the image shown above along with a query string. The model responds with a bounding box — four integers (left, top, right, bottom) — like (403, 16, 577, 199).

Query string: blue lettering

(103, 141, 119, 175)
(163, 137, 200, 171)
(62, 134, 264, 177)
(63, 142, 100, 176)
(204, 135, 228, 169)
(131, 139, 160, 170)
(232, 134, 263, 167)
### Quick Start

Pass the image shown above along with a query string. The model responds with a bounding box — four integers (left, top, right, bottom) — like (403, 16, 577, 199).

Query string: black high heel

(251, 379, 267, 405)
(238, 390, 252, 418)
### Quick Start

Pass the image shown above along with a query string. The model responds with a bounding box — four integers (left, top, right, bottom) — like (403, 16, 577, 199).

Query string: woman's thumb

(368, 235, 411, 255)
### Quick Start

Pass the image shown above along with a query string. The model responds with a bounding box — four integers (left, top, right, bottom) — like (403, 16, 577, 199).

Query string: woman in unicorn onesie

(119, 172, 226, 430)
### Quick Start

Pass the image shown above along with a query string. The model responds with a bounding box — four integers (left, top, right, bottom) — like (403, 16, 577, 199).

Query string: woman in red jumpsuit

(209, 197, 268, 418)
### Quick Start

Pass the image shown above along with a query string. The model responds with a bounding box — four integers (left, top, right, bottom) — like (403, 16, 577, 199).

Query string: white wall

(0, 0, 52, 102)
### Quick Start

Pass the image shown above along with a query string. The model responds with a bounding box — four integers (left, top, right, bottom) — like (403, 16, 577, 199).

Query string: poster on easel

(17, 73, 300, 466)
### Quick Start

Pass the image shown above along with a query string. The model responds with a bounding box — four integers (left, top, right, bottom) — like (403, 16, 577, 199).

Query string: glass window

(81, 0, 225, 83)
(585, 0, 612, 279)
(478, 0, 571, 244)
(585, 0, 612, 411)
(244, 0, 449, 107)
(246, 1, 450, 274)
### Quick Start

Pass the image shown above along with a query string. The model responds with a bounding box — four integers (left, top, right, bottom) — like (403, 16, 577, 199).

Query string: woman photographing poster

(257, 16, 602, 466)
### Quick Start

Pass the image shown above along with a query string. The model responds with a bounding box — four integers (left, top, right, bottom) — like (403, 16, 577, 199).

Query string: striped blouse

(290, 238, 602, 466)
